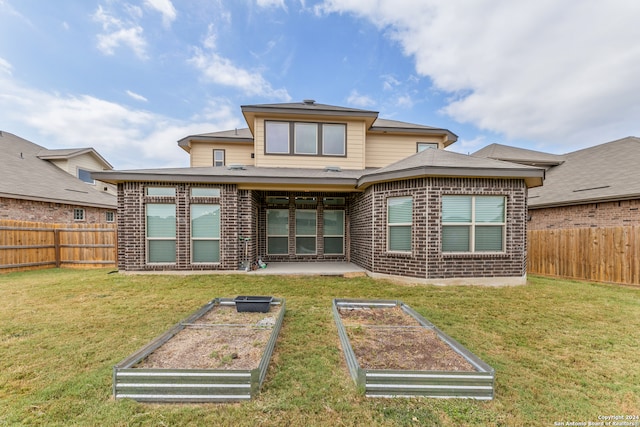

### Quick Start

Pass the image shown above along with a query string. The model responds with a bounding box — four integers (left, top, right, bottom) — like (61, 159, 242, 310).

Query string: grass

(0, 269, 638, 426)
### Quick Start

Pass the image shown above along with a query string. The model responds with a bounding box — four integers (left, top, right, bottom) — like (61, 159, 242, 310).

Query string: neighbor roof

(0, 131, 116, 208)
(525, 137, 640, 208)
(36, 147, 113, 169)
(473, 143, 565, 166)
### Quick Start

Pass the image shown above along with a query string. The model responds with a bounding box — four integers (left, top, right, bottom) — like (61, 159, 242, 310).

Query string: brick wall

(357, 177, 528, 280)
(117, 182, 239, 271)
(529, 199, 640, 230)
(350, 189, 373, 270)
(0, 196, 115, 224)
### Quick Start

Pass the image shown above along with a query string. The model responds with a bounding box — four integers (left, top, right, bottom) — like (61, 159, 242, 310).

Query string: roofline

(357, 165, 544, 189)
(486, 157, 564, 166)
(37, 148, 114, 169)
(529, 193, 640, 209)
(240, 104, 379, 118)
(0, 192, 116, 210)
(368, 126, 458, 146)
(177, 134, 254, 148)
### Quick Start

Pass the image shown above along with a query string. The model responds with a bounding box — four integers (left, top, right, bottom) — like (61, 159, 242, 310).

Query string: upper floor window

(265, 121, 346, 157)
(213, 149, 225, 167)
(78, 168, 94, 184)
(442, 195, 506, 253)
(417, 142, 438, 152)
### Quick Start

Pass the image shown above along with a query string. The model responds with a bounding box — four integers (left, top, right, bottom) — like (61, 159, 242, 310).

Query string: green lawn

(0, 269, 638, 426)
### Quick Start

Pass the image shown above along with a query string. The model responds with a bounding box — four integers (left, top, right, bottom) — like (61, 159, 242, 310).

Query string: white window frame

(442, 195, 506, 253)
(73, 208, 85, 221)
(323, 209, 344, 255)
(190, 204, 221, 264)
(295, 209, 317, 255)
(267, 209, 289, 255)
(105, 211, 115, 223)
(417, 142, 438, 152)
(213, 150, 225, 167)
(387, 196, 413, 253)
(145, 203, 176, 264)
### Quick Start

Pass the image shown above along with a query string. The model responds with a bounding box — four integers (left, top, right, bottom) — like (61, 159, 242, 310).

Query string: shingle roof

(0, 131, 116, 208)
(357, 148, 544, 188)
(241, 101, 378, 116)
(473, 143, 565, 166)
(36, 147, 113, 169)
(94, 148, 544, 189)
(526, 137, 640, 208)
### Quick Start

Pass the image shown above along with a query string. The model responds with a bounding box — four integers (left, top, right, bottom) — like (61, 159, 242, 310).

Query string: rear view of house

(94, 101, 544, 284)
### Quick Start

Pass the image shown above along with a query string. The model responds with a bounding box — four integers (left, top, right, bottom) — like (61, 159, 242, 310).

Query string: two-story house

(94, 101, 544, 285)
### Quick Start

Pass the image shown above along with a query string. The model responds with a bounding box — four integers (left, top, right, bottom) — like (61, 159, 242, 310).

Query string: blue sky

(1, 0, 639, 170)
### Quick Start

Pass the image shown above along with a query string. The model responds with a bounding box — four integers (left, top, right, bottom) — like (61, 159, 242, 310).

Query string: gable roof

(36, 147, 113, 169)
(525, 136, 640, 208)
(0, 131, 116, 208)
(357, 148, 544, 188)
(473, 143, 565, 167)
(369, 118, 458, 146)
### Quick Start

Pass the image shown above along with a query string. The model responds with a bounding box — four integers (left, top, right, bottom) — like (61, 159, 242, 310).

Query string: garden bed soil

(338, 306, 475, 371)
(135, 304, 282, 370)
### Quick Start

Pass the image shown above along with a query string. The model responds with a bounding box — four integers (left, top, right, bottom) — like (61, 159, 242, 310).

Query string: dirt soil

(338, 306, 476, 372)
(135, 304, 281, 370)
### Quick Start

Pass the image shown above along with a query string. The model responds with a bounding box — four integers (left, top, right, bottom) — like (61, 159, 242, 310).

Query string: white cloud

(381, 74, 400, 91)
(189, 49, 291, 101)
(0, 71, 241, 169)
(257, 0, 287, 11)
(92, 5, 148, 59)
(144, 0, 177, 28)
(0, 57, 12, 75)
(395, 94, 414, 109)
(126, 90, 148, 102)
(318, 0, 640, 150)
(346, 90, 375, 108)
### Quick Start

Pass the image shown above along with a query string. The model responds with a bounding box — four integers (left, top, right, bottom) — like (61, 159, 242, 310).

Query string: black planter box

(234, 296, 274, 313)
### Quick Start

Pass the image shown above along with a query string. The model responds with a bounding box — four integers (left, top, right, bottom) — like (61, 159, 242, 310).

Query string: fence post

(54, 229, 61, 268)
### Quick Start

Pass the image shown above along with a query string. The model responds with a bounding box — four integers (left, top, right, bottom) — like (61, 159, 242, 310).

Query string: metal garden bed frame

(113, 297, 285, 403)
(332, 299, 495, 400)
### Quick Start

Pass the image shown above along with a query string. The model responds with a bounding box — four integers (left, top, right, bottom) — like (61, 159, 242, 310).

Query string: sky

(1, 0, 639, 170)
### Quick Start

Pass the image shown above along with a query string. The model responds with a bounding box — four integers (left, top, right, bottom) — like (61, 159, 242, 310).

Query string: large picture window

(323, 210, 344, 254)
(387, 196, 413, 252)
(191, 204, 220, 263)
(146, 203, 176, 263)
(265, 121, 345, 156)
(442, 195, 506, 253)
(296, 210, 317, 255)
(267, 209, 289, 254)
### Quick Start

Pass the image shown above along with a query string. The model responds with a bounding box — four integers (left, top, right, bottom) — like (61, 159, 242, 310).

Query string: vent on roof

(228, 164, 246, 171)
(324, 166, 342, 172)
(303, 99, 316, 105)
(573, 185, 610, 193)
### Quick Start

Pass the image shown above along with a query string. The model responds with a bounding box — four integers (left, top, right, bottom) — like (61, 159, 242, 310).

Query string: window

(295, 196, 317, 206)
(77, 168, 94, 184)
(442, 195, 506, 253)
(323, 197, 345, 206)
(322, 124, 346, 156)
(324, 210, 344, 254)
(265, 121, 290, 154)
(73, 208, 85, 221)
(387, 197, 412, 252)
(294, 123, 318, 154)
(146, 187, 176, 197)
(265, 121, 346, 156)
(213, 150, 225, 167)
(296, 210, 317, 255)
(191, 204, 220, 263)
(417, 142, 438, 152)
(266, 196, 289, 205)
(267, 209, 289, 254)
(106, 211, 115, 223)
(191, 188, 220, 197)
(146, 204, 176, 263)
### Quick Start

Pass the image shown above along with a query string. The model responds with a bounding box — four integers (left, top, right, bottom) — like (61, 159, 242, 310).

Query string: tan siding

(365, 134, 442, 168)
(254, 118, 365, 170)
(190, 143, 254, 167)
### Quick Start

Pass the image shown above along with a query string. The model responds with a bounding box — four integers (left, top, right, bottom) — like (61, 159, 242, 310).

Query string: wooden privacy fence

(0, 219, 117, 273)
(527, 226, 640, 286)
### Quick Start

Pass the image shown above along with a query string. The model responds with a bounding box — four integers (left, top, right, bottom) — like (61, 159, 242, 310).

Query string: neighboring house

(474, 137, 640, 230)
(0, 131, 117, 224)
(94, 101, 544, 284)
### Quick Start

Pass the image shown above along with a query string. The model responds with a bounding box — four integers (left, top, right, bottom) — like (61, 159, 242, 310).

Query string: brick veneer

(529, 199, 640, 230)
(0, 196, 115, 224)
(116, 178, 529, 280)
(350, 177, 528, 280)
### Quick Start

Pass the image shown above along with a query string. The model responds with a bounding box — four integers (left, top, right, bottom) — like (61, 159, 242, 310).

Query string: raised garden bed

(333, 299, 495, 399)
(113, 297, 285, 403)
